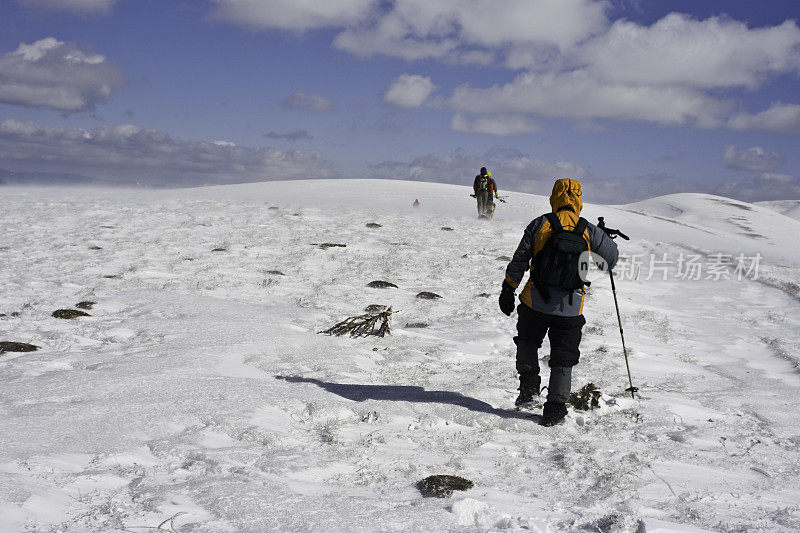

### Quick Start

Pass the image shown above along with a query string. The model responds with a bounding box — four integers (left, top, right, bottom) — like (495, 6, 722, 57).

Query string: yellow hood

(549, 178, 583, 214)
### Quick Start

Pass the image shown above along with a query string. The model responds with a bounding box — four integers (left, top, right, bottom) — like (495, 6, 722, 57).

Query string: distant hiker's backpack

(476, 176, 489, 191)
(532, 213, 589, 303)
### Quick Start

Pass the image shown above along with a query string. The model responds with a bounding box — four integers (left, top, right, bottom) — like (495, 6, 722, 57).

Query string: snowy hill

(1, 180, 799, 532)
(756, 200, 800, 222)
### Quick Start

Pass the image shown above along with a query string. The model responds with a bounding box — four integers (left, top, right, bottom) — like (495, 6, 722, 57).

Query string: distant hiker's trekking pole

(597, 217, 638, 399)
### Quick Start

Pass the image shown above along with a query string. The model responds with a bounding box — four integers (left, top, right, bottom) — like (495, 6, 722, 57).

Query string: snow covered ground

(1, 179, 799, 532)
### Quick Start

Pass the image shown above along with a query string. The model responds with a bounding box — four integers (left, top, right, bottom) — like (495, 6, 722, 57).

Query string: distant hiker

(473, 167, 499, 219)
(499, 178, 619, 426)
(413, 198, 420, 208)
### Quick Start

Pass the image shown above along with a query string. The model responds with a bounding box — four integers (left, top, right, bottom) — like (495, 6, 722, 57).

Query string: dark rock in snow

(477, 293, 491, 298)
(0, 342, 39, 353)
(440, 227, 454, 231)
(405, 322, 429, 329)
(88, 245, 103, 250)
(318, 243, 346, 249)
(103, 274, 121, 279)
(416, 291, 441, 300)
(417, 475, 474, 498)
(366, 223, 382, 228)
(367, 281, 398, 289)
(212, 247, 227, 252)
(496, 255, 511, 261)
(266, 270, 285, 276)
(364, 304, 388, 313)
(76, 301, 96, 310)
(268, 206, 279, 210)
(52, 309, 91, 319)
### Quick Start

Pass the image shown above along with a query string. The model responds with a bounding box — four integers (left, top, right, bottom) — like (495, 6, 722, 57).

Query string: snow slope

(1, 180, 799, 532)
(756, 200, 800, 222)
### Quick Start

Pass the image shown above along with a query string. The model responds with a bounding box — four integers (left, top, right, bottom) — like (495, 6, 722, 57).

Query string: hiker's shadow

(276, 375, 539, 422)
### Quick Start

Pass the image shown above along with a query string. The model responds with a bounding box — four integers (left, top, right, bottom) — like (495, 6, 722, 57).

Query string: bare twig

(320, 308, 393, 338)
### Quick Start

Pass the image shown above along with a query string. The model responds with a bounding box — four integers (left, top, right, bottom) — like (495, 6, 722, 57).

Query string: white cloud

(16, 0, 117, 15)
(210, 0, 376, 31)
(576, 14, 800, 89)
(382, 74, 436, 108)
(281, 91, 337, 112)
(450, 70, 731, 127)
(760, 172, 793, 183)
(723, 145, 785, 172)
(715, 173, 800, 202)
(0, 38, 123, 112)
(0, 119, 335, 185)
(451, 113, 540, 135)
(727, 102, 800, 134)
(334, 0, 607, 63)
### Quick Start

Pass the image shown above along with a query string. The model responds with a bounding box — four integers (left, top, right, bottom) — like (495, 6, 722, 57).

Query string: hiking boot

(540, 401, 568, 426)
(514, 375, 541, 406)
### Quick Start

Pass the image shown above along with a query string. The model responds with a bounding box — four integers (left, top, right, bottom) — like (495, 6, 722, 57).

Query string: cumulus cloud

(715, 173, 800, 202)
(450, 70, 731, 127)
(576, 15, 800, 89)
(727, 102, 800, 134)
(16, 0, 117, 15)
(334, 0, 607, 62)
(210, 0, 376, 31)
(0, 119, 335, 185)
(368, 147, 587, 197)
(723, 145, 786, 172)
(382, 74, 436, 108)
(281, 91, 337, 112)
(451, 113, 540, 135)
(263, 129, 314, 141)
(0, 37, 124, 112)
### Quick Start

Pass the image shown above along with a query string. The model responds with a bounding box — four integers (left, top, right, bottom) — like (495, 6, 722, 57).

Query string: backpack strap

(544, 212, 562, 233)
(573, 217, 588, 238)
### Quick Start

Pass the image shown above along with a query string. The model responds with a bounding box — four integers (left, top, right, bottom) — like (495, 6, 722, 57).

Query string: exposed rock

(405, 322, 429, 329)
(88, 245, 103, 250)
(417, 475, 474, 498)
(52, 309, 91, 319)
(76, 301, 96, 310)
(477, 293, 491, 298)
(268, 206, 279, 210)
(0, 342, 39, 353)
(416, 291, 441, 300)
(364, 304, 388, 314)
(319, 243, 346, 249)
(211, 247, 227, 252)
(103, 274, 121, 279)
(366, 223, 382, 228)
(496, 255, 511, 261)
(266, 270, 285, 276)
(367, 281, 398, 289)
(440, 227, 454, 231)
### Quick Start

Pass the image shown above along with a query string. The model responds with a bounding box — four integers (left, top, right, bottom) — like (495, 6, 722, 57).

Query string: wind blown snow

(1, 179, 799, 532)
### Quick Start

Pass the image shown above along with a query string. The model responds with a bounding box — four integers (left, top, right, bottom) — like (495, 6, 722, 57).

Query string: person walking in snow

(473, 167, 499, 219)
(499, 178, 619, 426)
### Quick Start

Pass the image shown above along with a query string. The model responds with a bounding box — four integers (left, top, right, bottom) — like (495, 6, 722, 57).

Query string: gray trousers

(476, 190, 494, 216)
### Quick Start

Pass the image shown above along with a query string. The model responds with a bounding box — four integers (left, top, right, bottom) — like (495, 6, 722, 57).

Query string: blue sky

(0, 0, 798, 202)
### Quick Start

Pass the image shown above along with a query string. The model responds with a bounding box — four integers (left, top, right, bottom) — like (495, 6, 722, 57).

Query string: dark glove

(499, 280, 516, 316)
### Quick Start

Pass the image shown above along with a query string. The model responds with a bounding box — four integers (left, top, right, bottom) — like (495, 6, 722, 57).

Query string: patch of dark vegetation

(367, 280, 398, 289)
(89, 245, 103, 250)
(317, 243, 346, 249)
(320, 308, 392, 338)
(405, 322, 429, 328)
(496, 255, 511, 261)
(266, 270, 285, 276)
(416, 291, 442, 300)
(366, 222, 382, 228)
(417, 475, 473, 498)
(364, 304, 388, 314)
(584, 325, 604, 335)
(52, 309, 90, 319)
(76, 301, 96, 310)
(440, 227, 454, 231)
(211, 247, 227, 252)
(711, 198, 752, 211)
(476, 293, 491, 298)
(569, 383, 602, 410)
(0, 342, 39, 353)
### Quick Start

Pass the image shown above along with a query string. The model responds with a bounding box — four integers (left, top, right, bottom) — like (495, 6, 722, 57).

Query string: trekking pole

(597, 217, 638, 399)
